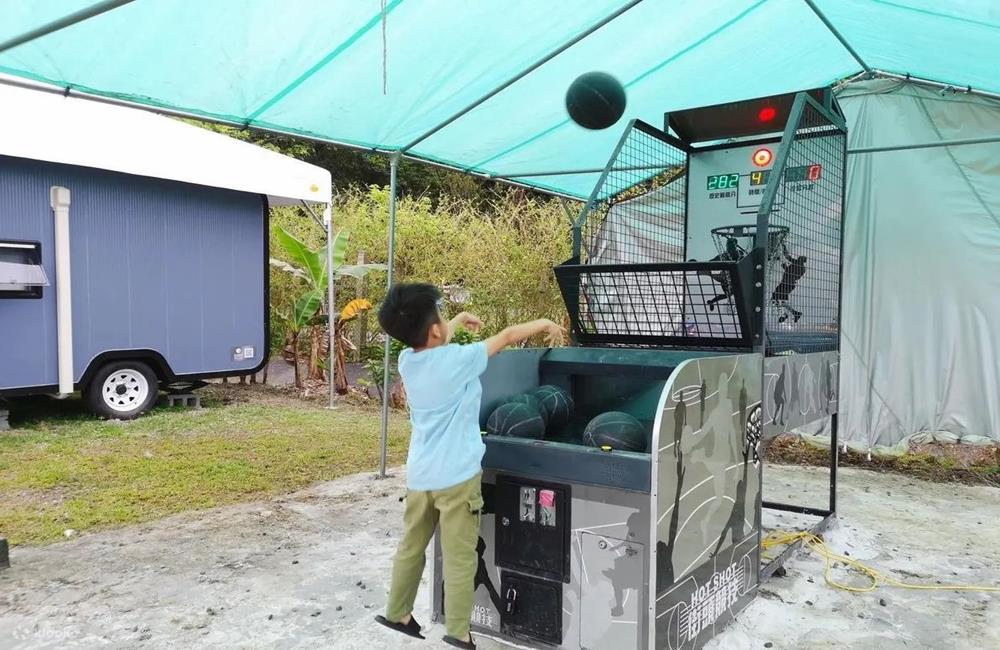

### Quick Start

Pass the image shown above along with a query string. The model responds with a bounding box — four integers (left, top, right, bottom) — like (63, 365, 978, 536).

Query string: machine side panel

(762, 351, 839, 439)
(440, 473, 651, 650)
(652, 354, 762, 649)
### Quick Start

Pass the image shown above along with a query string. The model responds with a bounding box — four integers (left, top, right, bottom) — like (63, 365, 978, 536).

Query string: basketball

(565, 71, 627, 130)
(533, 384, 574, 430)
(505, 392, 548, 425)
(486, 402, 546, 439)
(583, 411, 647, 452)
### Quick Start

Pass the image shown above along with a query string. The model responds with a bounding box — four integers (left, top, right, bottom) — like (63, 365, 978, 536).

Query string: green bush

(268, 186, 575, 359)
(336, 186, 572, 331)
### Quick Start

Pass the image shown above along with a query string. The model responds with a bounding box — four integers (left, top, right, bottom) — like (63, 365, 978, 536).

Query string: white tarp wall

(839, 79, 1000, 447)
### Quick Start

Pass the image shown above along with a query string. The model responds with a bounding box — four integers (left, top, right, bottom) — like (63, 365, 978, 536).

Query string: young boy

(374, 282, 563, 649)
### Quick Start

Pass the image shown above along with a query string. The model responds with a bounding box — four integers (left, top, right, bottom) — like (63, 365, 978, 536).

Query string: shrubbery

(269, 186, 574, 362)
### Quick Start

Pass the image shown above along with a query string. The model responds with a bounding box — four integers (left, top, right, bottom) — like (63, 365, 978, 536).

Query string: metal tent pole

(378, 154, 400, 478)
(848, 135, 1000, 154)
(872, 70, 1000, 101)
(0, 0, 135, 55)
(324, 202, 337, 409)
(801, 0, 872, 76)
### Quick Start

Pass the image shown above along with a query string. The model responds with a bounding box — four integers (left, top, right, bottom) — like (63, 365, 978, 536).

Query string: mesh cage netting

(762, 101, 845, 355)
(581, 121, 687, 265)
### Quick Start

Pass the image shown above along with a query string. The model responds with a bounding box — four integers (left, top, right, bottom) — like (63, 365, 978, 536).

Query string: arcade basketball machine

(430, 89, 846, 650)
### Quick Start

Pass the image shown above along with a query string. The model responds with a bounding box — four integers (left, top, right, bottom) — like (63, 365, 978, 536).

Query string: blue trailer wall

(0, 155, 267, 392)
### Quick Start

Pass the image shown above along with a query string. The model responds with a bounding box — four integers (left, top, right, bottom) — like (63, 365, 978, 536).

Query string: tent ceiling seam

(244, 0, 404, 123)
(465, 0, 769, 173)
(871, 0, 1000, 32)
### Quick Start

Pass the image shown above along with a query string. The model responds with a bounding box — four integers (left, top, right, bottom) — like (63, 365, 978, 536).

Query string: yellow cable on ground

(762, 531, 1000, 594)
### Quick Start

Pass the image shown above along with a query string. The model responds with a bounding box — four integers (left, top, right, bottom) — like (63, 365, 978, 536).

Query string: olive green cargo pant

(386, 472, 483, 640)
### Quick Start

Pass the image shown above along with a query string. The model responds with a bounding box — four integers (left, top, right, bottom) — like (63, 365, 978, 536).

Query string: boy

(374, 282, 563, 649)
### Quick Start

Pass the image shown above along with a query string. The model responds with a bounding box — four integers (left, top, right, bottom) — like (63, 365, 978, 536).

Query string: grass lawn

(0, 385, 410, 546)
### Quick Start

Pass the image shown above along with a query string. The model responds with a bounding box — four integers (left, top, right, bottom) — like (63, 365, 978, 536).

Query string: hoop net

(711, 224, 789, 262)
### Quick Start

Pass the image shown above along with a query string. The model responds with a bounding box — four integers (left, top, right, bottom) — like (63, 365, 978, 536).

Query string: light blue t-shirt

(398, 341, 488, 491)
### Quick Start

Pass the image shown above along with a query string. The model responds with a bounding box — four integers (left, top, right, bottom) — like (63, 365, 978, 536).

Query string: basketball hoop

(711, 224, 790, 262)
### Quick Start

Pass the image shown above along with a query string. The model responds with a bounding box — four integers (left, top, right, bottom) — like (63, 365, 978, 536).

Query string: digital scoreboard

(706, 164, 822, 190)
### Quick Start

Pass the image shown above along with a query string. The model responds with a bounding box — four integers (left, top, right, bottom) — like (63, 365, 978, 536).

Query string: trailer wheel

(85, 361, 159, 420)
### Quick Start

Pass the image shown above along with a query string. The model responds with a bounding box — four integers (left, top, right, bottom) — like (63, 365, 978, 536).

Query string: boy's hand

(541, 319, 566, 347)
(449, 311, 483, 336)
(460, 313, 483, 333)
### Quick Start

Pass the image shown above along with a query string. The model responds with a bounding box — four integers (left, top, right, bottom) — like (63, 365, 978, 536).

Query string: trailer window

(0, 240, 47, 299)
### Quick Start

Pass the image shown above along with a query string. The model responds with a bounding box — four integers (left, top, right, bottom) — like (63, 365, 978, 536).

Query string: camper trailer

(0, 84, 331, 418)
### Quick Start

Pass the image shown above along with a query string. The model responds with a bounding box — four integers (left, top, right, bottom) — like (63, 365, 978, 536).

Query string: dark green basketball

(533, 385, 574, 430)
(486, 402, 545, 439)
(565, 71, 627, 130)
(583, 411, 647, 452)
(505, 393, 548, 426)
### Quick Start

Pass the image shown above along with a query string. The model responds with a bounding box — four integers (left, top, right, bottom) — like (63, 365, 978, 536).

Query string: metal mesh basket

(555, 258, 754, 349)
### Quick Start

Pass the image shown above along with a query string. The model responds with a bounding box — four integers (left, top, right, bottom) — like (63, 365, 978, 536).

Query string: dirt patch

(766, 436, 1000, 488)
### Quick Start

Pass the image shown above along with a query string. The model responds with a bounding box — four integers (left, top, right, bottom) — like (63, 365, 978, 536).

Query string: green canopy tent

(2, 0, 999, 468)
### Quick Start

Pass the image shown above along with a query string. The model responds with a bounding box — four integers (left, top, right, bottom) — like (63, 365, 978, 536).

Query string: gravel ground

(0, 466, 996, 650)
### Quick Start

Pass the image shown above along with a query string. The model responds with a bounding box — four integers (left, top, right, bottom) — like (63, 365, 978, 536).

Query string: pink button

(538, 490, 555, 508)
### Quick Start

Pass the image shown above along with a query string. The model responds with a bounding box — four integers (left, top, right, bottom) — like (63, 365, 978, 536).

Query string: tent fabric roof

(0, 81, 332, 205)
(0, 1, 997, 199)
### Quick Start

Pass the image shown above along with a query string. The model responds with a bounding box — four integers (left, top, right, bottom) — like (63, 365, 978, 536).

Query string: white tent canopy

(0, 80, 331, 206)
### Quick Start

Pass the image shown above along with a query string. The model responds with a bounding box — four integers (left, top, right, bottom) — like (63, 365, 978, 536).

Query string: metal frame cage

(557, 90, 847, 358)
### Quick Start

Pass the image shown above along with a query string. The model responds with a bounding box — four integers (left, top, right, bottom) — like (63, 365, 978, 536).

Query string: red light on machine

(752, 147, 773, 167)
(758, 106, 777, 122)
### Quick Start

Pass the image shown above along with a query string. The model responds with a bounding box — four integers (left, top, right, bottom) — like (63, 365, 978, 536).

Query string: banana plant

(271, 226, 385, 388)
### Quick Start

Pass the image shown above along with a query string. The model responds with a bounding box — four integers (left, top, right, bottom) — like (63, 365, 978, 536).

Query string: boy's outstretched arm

(448, 311, 482, 338)
(486, 319, 565, 357)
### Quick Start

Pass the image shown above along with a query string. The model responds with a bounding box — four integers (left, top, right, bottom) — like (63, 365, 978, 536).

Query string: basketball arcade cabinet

(430, 89, 846, 650)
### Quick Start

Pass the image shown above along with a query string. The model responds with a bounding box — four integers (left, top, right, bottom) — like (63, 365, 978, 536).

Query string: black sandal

(443, 635, 476, 649)
(374, 614, 425, 640)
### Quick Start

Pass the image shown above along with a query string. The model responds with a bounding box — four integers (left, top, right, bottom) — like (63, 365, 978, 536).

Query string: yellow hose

(762, 531, 1000, 594)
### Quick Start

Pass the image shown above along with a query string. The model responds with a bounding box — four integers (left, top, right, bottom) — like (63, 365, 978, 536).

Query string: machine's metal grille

(554, 261, 751, 348)
(762, 101, 845, 355)
(580, 120, 687, 265)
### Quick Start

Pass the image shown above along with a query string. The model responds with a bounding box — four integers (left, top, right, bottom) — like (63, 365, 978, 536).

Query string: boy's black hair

(378, 283, 442, 348)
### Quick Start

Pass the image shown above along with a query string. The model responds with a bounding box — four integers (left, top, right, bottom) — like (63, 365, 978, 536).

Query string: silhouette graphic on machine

(602, 511, 644, 617)
(771, 245, 807, 323)
(693, 238, 747, 313)
(474, 537, 502, 613)
(658, 385, 690, 591)
(822, 358, 834, 414)
(700, 380, 707, 428)
(711, 405, 759, 558)
(673, 393, 687, 457)
(789, 364, 800, 418)
(738, 379, 748, 432)
(773, 364, 787, 426)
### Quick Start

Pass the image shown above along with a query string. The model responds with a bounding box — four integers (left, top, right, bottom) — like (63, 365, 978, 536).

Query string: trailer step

(166, 393, 201, 409)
